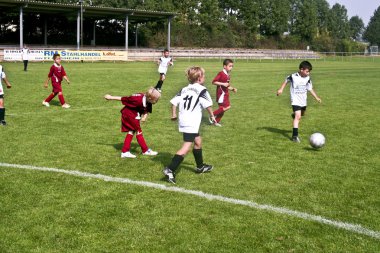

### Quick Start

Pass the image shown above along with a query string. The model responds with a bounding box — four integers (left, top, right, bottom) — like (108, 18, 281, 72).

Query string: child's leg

(136, 130, 149, 153)
(45, 92, 57, 102)
(193, 136, 203, 168)
(58, 92, 66, 105)
(0, 98, 5, 123)
(155, 74, 165, 90)
(166, 142, 192, 172)
(122, 131, 134, 153)
(214, 105, 231, 123)
(292, 110, 302, 137)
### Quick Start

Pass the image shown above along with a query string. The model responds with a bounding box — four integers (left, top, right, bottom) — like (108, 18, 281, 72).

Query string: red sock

(58, 94, 66, 105)
(136, 133, 148, 153)
(213, 107, 224, 117)
(45, 93, 57, 103)
(216, 112, 224, 123)
(121, 133, 134, 153)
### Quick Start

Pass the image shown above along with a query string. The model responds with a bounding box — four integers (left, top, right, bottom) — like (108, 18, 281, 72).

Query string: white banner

(3, 49, 128, 61)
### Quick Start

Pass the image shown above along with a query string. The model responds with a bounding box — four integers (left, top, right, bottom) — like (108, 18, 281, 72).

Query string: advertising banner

(3, 49, 128, 61)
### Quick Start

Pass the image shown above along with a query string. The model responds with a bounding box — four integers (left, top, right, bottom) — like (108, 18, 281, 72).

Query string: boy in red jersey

(104, 87, 161, 158)
(0, 65, 12, 126)
(42, 53, 71, 108)
(211, 59, 237, 126)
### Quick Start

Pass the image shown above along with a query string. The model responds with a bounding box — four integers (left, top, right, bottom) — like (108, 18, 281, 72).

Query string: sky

(326, 0, 380, 25)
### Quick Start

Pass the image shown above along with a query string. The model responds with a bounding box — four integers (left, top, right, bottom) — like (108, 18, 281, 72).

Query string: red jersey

(48, 63, 67, 84)
(213, 70, 230, 106)
(120, 93, 149, 132)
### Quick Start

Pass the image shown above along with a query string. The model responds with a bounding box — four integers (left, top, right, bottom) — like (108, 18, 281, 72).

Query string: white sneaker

(121, 152, 136, 158)
(62, 103, 71, 109)
(142, 149, 158, 156)
(42, 101, 50, 107)
(213, 122, 222, 127)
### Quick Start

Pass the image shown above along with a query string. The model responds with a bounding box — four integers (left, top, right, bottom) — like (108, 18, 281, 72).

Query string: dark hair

(53, 53, 60, 60)
(163, 48, 169, 53)
(299, 61, 312, 71)
(223, 58, 234, 66)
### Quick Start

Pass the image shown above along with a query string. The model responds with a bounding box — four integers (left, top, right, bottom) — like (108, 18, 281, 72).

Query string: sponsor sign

(3, 49, 128, 61)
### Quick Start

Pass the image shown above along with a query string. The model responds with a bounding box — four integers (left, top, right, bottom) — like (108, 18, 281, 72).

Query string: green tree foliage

(364, 6, 380, 46)
(349, 16, 364, 40)
(290, 0, 318, 42)
(328, 3, 350, 39)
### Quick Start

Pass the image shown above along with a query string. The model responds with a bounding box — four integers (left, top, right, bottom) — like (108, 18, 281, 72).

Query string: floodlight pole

(125, 15, 129, 51)
(167, 16, 172, 51)
(76, 10, 80, 50)
(19, 6, 23, 48)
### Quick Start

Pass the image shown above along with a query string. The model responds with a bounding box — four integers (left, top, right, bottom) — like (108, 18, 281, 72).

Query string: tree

(349, 16, 364, 40)
(328, 3, 350, 39)
(290, 0, 318, 41)
(258, 0, 289, 36)
(364, 6, 380, 45)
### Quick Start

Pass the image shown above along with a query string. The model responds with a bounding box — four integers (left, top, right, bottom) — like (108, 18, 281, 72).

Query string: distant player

(21, 44, 30, 71)
(154, 48, 173, 92)
(211, 59, 237, 126)
(0, 65, 13, 126)
(277, 61, 322, 143)
(104, 87, 161, 158)
(42, 53, 71, 108)
(163, 66, 216, 184)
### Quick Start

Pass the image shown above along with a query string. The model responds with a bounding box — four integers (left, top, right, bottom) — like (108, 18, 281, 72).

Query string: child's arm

(309, 89, 322, 103)
(171, 104, 177, 120)
(206, 106, 216, 123)
(3, 77, 12, 88)
(141, 113, 148, 122)
(228, 86, 237, 93)
(104, 94, 122, 101)
(63, 75, 70, 84)
(276, 81, 288, 96)
(44, 77, 50, 88)
(212, 80, 230, 88)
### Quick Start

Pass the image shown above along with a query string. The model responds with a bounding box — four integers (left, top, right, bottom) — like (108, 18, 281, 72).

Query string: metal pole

(44, 17, 47, 46)
(93, 20, 96, 46)
(167, 16, 171, 50)
(77, 10, 80, 50)
(135, 24, 138, 48)
(125, 15, 129, 51)
(80, 1, 83, 48)
(19, 6, 23, 48)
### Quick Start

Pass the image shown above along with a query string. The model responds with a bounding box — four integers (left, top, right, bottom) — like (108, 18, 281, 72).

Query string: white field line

(1, 162, 379, 240)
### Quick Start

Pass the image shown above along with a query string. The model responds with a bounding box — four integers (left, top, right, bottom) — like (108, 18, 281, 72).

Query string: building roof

(0, 0, 177, 21)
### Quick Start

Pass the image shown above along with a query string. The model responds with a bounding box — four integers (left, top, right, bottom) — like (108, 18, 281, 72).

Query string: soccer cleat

(163, 167, 176, 184)
(42, 101, 50, 107)
(0, 120, 6, 126)
(213, 122, 222, 127)
(195, 164, 214, 173)
(142, 149, 158, 156)
(292, 136, 301, 143)
(62, 103, 71, 109)
(121, 151, 137, 158)
(208, 116, 214, 124)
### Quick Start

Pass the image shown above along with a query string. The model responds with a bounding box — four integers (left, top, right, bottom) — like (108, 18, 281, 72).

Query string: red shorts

(121, 113, 141, 132)
(217, 93, 230, 108)
(52, 82, 62, 93)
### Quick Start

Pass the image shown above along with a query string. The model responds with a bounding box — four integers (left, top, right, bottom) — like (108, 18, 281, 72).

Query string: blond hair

(186, 66, 204, 84)
(145, 87, 161, 104)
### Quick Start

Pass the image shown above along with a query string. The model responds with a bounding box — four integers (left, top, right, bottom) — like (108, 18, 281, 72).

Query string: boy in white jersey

(163, 66, 216, 184)
(21, 44, 30, 71)
(277, 61, 321, 143)
(154, 49, 173, 92)
(0, 65, 13, 126)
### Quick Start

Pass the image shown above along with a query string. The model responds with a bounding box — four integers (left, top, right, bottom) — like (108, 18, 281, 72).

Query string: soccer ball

(309, 133, 325, 149)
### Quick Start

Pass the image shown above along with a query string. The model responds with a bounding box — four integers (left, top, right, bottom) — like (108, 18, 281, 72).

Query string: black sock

(155, 80, 163, 89)
(193, 149, 203, 168)
(292, 128, 298, 137)
(0, 108, 5, 121)
(167, 154, 184, 172)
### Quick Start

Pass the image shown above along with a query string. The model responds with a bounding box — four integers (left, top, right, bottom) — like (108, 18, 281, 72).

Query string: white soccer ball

(309, 133, 325, 149)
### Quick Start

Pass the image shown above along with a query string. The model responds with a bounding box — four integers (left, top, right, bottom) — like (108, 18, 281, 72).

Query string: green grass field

(0, 59, 379, 252)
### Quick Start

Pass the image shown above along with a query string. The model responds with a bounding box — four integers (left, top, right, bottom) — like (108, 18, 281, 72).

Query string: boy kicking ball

(105, 87, 161, 158)
(277, 61, 322, 143)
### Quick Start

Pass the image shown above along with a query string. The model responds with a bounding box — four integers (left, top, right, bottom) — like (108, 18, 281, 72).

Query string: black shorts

(0, 94, 3, 99)
(292, 105, 307, 112)
(183, 133, 199, 142)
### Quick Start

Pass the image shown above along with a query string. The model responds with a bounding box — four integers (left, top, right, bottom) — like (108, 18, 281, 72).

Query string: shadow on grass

(257, 127, 292, 140)
(303, 147, 323, 152)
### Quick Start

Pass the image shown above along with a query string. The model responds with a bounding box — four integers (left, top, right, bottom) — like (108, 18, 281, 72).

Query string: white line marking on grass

(1, 162, 379, 240)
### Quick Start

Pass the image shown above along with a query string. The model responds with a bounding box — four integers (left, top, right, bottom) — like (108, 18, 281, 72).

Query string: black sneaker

(292, 136, 301, 143)
(195, 164, 213, 173)
(163, 167, 176, 184)
(1, 120, 6, 126)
